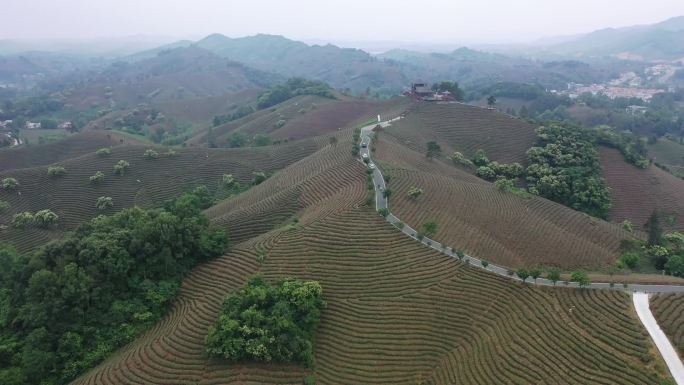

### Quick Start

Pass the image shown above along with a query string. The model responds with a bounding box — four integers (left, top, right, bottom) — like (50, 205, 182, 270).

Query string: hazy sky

(2, 0, 683, 44)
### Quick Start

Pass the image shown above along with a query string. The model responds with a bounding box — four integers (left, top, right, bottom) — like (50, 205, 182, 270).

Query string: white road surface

(633, 292, 684, 384)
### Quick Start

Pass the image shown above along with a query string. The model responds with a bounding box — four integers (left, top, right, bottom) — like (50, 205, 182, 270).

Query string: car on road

(362, 153, 369, 159)
(369, 163, 376, 170)
(361, 142, 368, 148)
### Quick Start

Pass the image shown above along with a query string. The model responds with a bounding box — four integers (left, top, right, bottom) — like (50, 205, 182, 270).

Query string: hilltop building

(406, 81, 456, 102)
(25, 121, 41, 129)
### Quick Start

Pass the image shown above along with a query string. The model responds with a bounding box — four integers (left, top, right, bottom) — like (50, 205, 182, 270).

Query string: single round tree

(11, 212, 34, 228)
(516, 268, 530, 283)
(96, 148, 111, 157)
(96, 196, 114, 210)
(90, 171, 105, 184)
(222, 174, 237, 188)
(47, 165, 67, 177)
(114, 160, 130, 176)
(530, 268, 542, 282)
(407, 187, 424, 200)
(251, 171, 267, 185)
(547, 269, 561, 285)
(421, 221, 437, 237)
(571, 271, 591, 288)
(34, 209, 59, 228)
(2, 177, 18, 190)
(143, 149, 159, 159)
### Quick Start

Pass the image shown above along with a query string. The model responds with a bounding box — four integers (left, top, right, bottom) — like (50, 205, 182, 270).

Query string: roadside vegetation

(617, 211, 684, 278)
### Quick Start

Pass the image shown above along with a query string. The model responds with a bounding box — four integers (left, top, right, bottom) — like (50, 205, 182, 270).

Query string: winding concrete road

(634, 293, 684, 384)
(359, 120, 684, 294)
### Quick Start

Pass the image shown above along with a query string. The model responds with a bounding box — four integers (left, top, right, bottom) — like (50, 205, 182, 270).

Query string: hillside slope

(0, 131, 128, 172)
(66, 46, 280, 108)
(383, 102, 538, 164)
(71, 206, 668, 385)
(189, 95, 409, 147)
(0, 140, 321, 251)
(375, 135, 632, 270)
(600, 147, 684, 231)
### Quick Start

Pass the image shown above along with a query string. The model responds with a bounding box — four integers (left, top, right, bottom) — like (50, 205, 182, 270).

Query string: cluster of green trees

(431, 81, 464, 101)
(538, 92, 684, 139)
(212, 105, 255, 127)
(619, 211, 684, 277)
(594, 125, 649, 168)
(526, 123, 611, 219)
(0, 95, 65, 122)
(11, 209, 58, 229)
(471, 149, 524, 181)
(256, 78, 336, 110)
(205, 274, 325, 366)
(470, 82, 571, 117)
(514, 267, 590, 287)
(351, 127, 361, 157)
(214, 132, 273, 149)
(0, 187, 229, 385)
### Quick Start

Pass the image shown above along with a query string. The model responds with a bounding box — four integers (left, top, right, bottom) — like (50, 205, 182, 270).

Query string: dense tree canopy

(0, 187, 228, 385)
(256, 78, 336, 109)
(526, 123, 611, 219)
(205, 274, 325, 366)
(431, 81, 464, 101)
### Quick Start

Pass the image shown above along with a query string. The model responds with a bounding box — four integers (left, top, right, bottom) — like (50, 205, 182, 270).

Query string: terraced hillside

(0, 131, 125, 172)
(647, 137, 684, 178)
(205, 129, 368, 243)
(383, 102, 538, 164)
(600, 147, 684, 231)
(652, 293, 684, 356)
(72, 204, 670, 385)
(87, 89, 261, 131)
(375, 135, 632, 270)
(188, 95, 409, 147)
(0, 139, 321, 251)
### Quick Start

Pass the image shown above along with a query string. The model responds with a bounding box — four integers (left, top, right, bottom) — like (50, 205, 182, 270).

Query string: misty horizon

(2, 0, 684, 48)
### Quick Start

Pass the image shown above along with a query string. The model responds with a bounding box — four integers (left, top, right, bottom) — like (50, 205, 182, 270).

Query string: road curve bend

(634, 293, 684, 384)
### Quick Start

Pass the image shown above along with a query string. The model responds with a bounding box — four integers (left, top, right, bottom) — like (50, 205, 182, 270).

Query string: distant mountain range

(118, 34, 636, 92)
(533, 16, 684, 61)
(1, 16, 682, 97)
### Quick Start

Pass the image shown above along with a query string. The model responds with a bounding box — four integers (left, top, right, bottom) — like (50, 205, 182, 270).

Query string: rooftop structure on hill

(406, 81, 456, 102)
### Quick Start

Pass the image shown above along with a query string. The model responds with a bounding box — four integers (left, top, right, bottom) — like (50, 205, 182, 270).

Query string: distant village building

(406, 81, 456, 102)
(0, 120, 12, 128)
(626, 105, 648, 115)
(59, 121, 73, 130)
(25, 121, 41, 129)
